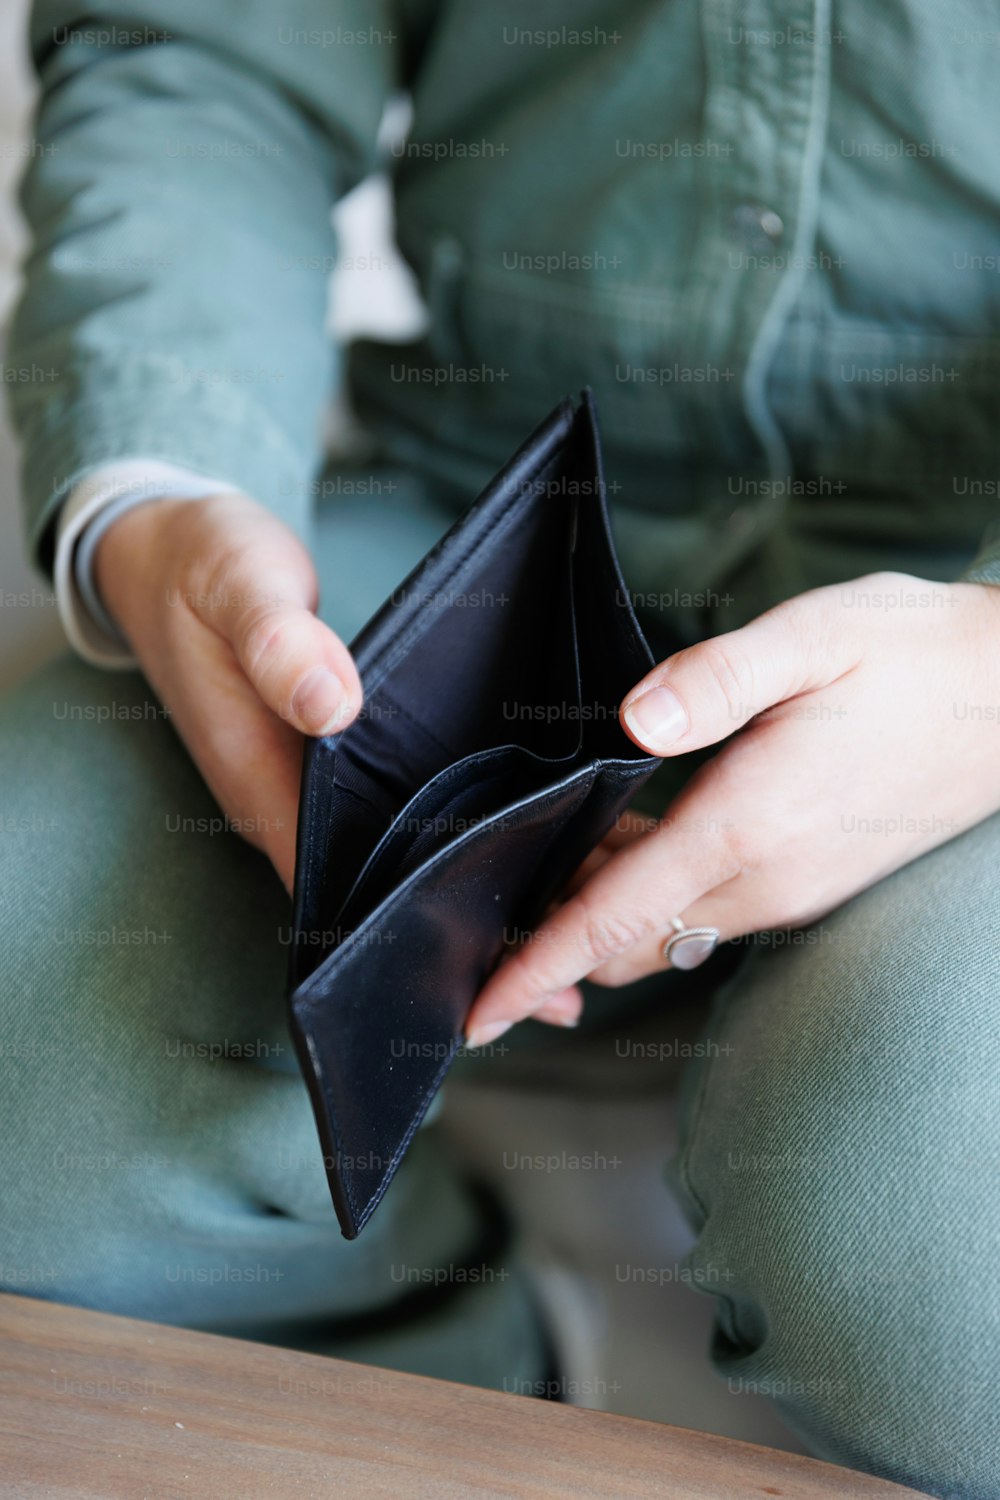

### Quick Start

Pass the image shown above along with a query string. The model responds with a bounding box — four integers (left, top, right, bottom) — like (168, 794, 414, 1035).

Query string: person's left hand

(465, 571, 1000, 1047)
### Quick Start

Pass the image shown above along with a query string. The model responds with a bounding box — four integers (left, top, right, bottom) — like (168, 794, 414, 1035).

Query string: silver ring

(662, 916, 720, 971)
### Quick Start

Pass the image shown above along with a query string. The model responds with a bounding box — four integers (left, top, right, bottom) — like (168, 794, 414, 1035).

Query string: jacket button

(732, 202, 785, 250)
(726, 505, 755, 536)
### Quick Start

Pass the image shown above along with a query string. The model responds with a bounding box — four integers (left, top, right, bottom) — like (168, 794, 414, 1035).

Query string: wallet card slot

(336, 743, 566, 931)
(313, 706, 465, 940)
(289, 759, 603, 1236)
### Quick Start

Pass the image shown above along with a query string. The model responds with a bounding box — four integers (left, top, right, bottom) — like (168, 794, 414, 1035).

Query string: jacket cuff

(56, 461, 241, 669)
(959, 530, 1000, 588)
(21, 353, 320, 574)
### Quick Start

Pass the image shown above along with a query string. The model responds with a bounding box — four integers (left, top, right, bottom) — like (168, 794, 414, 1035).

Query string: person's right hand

(94, 492, 363, 892)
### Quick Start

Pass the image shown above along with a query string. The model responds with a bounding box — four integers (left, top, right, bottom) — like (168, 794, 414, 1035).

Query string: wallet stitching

(300, 746, 331, 953)
(352, 1040, 461, 1234)
(316, 1035, 358, 1225)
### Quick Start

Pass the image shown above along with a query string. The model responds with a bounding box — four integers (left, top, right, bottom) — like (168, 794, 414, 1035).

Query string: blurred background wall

(0, 0, 64, 689)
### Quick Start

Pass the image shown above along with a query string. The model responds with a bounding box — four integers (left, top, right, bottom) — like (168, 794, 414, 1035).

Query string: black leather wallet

(287, 390, 659, 1238)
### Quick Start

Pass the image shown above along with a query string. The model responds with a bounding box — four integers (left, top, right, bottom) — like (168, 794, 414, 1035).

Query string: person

(2, 3, 998, 1495)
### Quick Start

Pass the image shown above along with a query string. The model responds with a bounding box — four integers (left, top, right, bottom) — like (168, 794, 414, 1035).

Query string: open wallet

(287, 389, 660, 1237)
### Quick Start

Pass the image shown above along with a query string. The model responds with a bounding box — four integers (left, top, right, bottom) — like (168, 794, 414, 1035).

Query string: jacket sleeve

(7, 0, 397, 571)
(960, 532, 1000, 588)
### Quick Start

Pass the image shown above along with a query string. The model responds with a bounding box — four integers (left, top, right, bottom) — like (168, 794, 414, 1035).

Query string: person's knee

(0, 662, 549, 1390)
(674, 817, 1000, 1496)
(0, 658, 418, 1318)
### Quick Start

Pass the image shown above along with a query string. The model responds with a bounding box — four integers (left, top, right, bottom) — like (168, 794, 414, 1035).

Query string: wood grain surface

(0, 1293, 929, 1498)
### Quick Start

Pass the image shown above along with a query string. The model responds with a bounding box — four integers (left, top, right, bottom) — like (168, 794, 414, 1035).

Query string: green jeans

(1, 484, 998, 1500)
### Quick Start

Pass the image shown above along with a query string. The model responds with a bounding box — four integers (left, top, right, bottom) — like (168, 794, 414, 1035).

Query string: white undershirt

(55, 461, 240, 668)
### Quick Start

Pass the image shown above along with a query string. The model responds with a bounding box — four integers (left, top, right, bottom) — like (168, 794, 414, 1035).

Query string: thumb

(233, 598, 363, 736)
(620, 592, 855, 756)
(191, 532, 363, 737)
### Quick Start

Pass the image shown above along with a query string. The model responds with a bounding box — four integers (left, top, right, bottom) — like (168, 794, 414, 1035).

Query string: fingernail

(533, 991, 582, 1027)
(291, 667, 349, 733)
(623, 685, 688, 752)
(466, 1019, 514, 1049)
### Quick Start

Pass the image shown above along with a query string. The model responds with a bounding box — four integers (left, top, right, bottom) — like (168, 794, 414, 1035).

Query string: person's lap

(671, 811, 1000, 1497)
(1, 472, 997, 1495)
(0, 651, 549, 1389)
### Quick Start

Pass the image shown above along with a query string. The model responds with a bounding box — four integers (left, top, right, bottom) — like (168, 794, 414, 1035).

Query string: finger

(560, 842, 615, 899)
(465, 819, 736, 1046)
(532, 989, 584, 1027)
(619, 588, 861, 756)
(560, 808, 657, 899)
(605, 808, 660, 849)
(236, 602, 362, 736)
(147, 610, 305, 892)
(191, 548, 363, 737)
(467, 989, 583, 1049)
(588, 864, 846, 987)
(586, 886, 746, 989)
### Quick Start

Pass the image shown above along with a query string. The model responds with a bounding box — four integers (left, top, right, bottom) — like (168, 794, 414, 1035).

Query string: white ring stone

(663, 926, 720, 971)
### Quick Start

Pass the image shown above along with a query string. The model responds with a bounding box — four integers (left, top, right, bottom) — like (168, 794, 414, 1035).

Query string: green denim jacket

(7, 0, 1000, 641)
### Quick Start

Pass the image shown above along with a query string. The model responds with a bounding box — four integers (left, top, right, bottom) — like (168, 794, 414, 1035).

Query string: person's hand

(94, 492, 362, 891)
(465, 572, 1000, 1047)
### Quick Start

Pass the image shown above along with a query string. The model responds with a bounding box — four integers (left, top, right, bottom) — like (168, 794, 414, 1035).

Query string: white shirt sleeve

(55, 460, 242, 669)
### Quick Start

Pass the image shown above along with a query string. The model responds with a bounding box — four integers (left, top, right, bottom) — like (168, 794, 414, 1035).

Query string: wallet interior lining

(335, 743, 556, 930)
(319, 475, 582, 931)
(566, 420, 656, 755)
